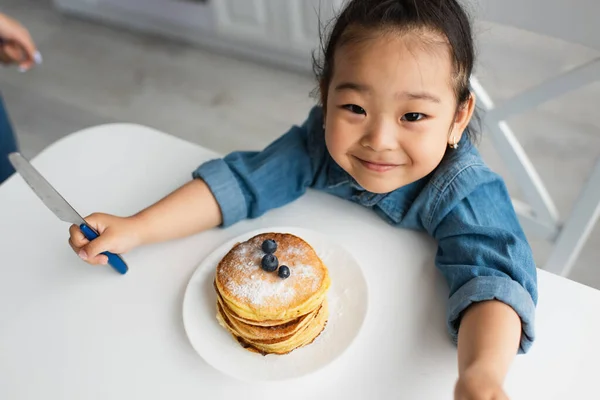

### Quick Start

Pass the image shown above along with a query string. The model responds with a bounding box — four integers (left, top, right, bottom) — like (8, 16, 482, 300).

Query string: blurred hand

(0, 12, 41, 70)
(454, 368, 509, 400)
(68, 213, 144, 265)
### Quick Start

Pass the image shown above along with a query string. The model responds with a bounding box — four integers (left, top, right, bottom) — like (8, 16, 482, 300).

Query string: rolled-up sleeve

(192, 158, 248, 227)
(192, 107, 325, 227)
(426, 164, 538, 353)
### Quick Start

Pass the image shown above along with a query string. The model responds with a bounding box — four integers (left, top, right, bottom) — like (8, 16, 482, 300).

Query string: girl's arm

(69, 179, 222, 265)
(421, 162, 537, 397)
(134, 179, 222, 244)
(454, 300, 521, 399)
(69, 106, 326, 265)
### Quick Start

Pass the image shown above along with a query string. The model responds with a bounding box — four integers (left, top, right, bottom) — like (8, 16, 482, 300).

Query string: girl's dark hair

(312, 0, 480, 144)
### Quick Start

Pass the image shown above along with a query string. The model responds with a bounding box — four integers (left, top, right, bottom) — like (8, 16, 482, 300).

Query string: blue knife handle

(79, 224, 128, 275)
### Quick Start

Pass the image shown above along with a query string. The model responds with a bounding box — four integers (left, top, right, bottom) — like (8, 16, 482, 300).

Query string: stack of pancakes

(214, 232, 330, 355)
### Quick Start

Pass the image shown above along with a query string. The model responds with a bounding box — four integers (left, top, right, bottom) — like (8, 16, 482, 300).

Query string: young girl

(68, 0, 537, 398)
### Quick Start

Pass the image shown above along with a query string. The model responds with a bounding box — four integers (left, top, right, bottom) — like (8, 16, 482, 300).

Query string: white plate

(182, 226, 369, 381)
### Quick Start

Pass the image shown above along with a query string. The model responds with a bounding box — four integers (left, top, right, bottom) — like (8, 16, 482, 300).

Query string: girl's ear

(448, 92, 476, 144)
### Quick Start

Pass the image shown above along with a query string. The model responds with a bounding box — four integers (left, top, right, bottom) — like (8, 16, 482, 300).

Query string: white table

(1, 124, 599, 399)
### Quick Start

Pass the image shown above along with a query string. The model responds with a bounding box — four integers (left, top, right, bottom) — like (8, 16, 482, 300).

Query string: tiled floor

(1, 0, 599, 288)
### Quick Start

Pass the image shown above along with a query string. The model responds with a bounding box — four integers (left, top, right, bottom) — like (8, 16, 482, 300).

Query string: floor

(1, 0, 599, 289)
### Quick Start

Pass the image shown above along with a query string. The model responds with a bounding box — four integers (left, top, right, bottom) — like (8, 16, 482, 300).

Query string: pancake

(213, 232, 331, 355)
(215, 233, 330, 322)
(216, 288, 317, 341)
(217, 299, 329, 355)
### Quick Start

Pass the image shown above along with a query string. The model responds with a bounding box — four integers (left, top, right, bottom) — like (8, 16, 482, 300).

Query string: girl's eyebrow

(334, 82, 371, 93)
(335, 82, 441, 104)
(399, 91, 442, 104)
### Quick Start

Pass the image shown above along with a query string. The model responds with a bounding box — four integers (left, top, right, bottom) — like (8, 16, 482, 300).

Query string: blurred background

(1, 0, 599, 288)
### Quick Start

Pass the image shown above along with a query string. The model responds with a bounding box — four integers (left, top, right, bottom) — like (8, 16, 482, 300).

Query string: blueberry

(262, 239, 277, 254)
(261, 254, 278, 272)
(278, 265, 290, 279)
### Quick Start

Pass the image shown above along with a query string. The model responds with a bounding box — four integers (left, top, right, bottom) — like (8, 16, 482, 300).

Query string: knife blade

(8, 152, 128, 275)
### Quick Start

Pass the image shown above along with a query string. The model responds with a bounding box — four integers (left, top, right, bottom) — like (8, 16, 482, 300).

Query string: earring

(449, 136, 459, 149)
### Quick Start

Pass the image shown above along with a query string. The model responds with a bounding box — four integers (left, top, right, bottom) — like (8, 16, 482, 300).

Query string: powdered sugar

(282, 246, 304, 258)
(219, 239, 323, 307)
(227, 277, 296, 307)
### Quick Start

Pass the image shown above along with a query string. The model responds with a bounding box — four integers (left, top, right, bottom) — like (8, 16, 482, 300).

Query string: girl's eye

(341, 104, 366, 115)
(402, 113, 425, 122)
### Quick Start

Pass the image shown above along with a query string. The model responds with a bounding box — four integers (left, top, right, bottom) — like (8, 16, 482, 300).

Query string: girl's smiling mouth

(353, 156, 402, 172)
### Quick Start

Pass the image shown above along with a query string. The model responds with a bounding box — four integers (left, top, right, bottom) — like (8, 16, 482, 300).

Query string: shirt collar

(325, 159, 427, 223)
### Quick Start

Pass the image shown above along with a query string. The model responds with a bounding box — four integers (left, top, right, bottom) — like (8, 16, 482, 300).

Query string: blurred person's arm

(0, 12, 41, 70)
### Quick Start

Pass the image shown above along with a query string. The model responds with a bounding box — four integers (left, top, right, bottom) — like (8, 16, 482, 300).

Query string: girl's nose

(360, 117, 399, 152)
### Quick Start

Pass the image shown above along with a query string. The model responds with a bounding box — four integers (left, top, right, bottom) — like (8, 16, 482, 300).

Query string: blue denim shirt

(193, 106, 537, 353)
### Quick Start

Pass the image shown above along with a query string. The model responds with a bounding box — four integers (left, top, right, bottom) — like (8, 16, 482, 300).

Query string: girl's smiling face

(324, 30, 475, 194)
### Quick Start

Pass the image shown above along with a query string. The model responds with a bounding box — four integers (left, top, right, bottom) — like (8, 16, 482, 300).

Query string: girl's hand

(454, 368, 509, 400)
(0, 12, 41, 70)
(68, 213, 144, 265)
